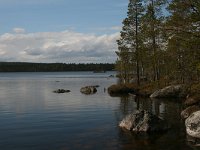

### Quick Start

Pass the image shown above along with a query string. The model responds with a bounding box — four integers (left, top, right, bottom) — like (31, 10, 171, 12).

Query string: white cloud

(0, 30, 120, 63)
(13, 28, 26, 34)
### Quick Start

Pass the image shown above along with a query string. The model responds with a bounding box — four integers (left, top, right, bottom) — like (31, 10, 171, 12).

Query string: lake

(0, 72, 194, 150)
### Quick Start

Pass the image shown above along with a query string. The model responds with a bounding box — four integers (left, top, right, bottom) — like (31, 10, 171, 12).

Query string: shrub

(108, 84, 137, 95)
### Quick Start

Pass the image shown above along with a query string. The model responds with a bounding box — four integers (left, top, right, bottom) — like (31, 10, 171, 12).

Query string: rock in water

(119, 110, 169, 132)
(53, 89, 70, 93)
(181, 105, 200, 119)
(80, 86, 97, 95)
(119, 112, 141, 130)
(185, 111, 200, 139)
(150, 84, 188, 98)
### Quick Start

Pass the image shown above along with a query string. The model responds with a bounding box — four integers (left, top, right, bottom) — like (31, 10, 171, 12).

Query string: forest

(116, 0, 200, 86)
(0, 62, 114, 72)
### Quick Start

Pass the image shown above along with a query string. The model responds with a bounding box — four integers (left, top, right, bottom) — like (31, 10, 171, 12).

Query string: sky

(0, 0, 128, 63)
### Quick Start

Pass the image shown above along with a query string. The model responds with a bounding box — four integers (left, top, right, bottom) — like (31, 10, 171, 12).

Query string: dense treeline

(0, 62, 114, 72)
(116, 0, 200, 85)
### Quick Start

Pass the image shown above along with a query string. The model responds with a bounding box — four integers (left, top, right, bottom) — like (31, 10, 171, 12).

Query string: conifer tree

(141, 0, 167, 82)
(116, 0, 144, 85)
(166, 0, 200, 82)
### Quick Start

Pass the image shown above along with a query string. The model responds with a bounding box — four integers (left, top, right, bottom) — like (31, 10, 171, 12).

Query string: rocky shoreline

(109, 83, 200, 146)
(53, 81, 200, 145)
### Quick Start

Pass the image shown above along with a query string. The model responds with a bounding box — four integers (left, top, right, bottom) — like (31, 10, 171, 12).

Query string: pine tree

(141, 0, 167, 82)
(116, 0, 144, 85)
(166, 0, 200, 82)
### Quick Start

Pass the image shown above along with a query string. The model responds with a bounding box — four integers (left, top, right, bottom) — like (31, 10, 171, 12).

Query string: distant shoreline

(0, 62, 114, 72)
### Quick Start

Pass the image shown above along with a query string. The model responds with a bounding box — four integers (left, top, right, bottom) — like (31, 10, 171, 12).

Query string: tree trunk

(135, 2, 140, 86)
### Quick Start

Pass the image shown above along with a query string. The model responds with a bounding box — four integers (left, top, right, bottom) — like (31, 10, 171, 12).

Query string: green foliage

(116, 0, 144, 84)
(197, 64, 200, 71)
(116, 0, 200, 86)
(141, 0, 167, 81)
(166, 0, 200, 82)
(108, 83, 137, 95)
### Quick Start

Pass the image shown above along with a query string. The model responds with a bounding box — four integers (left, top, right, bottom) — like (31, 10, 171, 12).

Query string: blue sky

(0, 0, 128, 63)
(0, 0, 127, 34)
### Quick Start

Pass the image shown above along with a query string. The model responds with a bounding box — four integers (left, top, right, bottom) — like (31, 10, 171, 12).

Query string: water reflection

(0, 72, 195, 150)
(116, 95, 193, 150)
(117, 96, 184, 122)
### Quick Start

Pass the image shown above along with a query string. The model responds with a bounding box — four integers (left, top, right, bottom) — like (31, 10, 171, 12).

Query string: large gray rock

(80, 86, 97, 95)
(150, 85, 188, 98)
(185, 111, 200, 138)
(119, 110, 169, 132)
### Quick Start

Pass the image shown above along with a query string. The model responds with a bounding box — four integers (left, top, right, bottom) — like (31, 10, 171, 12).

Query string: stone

(150, 84, 188, 98)
(53, 89, 70, 93)
(109, 75, 114, 78)
(185, 111, 200, 138)
(80, 86, 97, 95)
(119, 110, 169, 132)
(181, 105, 200, 119)
(93, 85, 100, 88)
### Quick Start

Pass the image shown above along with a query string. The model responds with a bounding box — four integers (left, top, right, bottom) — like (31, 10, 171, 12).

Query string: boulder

(181, 105, 200, 119)
(53, 89, 70, 93)
(80, 86, 97, 95)
(185, 111, 200, 138)
(119, 110, 169, 132)
(150, 84, 188, 98)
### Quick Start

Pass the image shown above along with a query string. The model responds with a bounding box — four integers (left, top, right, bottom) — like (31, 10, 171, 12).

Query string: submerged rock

(108, 75, 115, 78)
(53, 89, 70, 93)
(187, 134, 200, 147)
(150, 84, 188, 98)
(185, 111, 200, 139)
(181, 105, 200, 119)
(119, 110, 169, 132)
(80, 86, 97, 95)
(93, 85, 100, 88)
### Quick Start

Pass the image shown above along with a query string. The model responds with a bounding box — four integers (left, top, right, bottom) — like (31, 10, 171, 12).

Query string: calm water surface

(0, 72, 195, 150)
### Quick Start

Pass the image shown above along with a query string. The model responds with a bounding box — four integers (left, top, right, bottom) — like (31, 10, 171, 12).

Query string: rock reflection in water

(117, 95, 192, 150)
